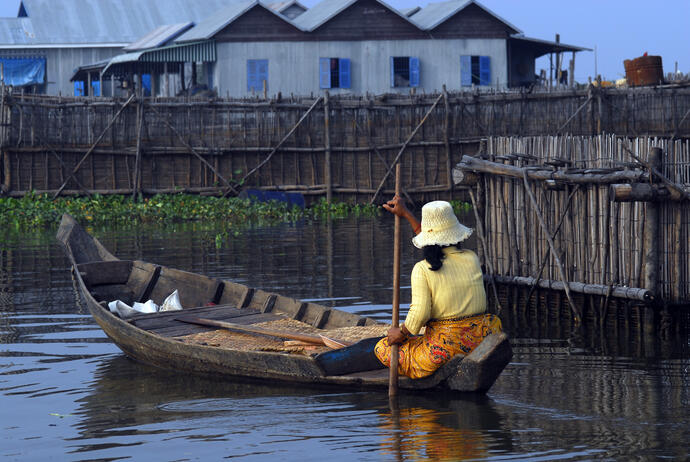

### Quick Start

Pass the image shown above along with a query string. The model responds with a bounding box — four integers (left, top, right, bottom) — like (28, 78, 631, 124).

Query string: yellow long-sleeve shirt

(403, 248, 487, 335)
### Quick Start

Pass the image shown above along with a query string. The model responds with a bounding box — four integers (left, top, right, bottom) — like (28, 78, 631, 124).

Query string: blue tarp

(0, 57, 46, 86)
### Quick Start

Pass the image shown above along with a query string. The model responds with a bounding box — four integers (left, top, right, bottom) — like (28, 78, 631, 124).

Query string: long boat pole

(389, 163, 402, 397)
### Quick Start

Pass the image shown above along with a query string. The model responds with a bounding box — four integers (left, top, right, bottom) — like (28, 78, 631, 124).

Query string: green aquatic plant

(0, 192, 382, 228)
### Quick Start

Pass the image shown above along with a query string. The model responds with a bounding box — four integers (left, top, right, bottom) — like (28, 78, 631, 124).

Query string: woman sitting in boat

(375, 197, 503, 379)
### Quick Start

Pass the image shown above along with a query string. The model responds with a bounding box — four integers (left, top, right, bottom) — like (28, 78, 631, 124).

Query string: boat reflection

(72, 355, 512, 459)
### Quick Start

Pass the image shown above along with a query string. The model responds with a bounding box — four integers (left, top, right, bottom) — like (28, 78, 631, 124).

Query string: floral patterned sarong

(374, 313, 503, 379)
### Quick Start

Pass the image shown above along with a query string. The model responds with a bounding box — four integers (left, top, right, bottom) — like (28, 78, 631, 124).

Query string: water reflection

(1, 217, 689, 461)
(73, 355, 513, 461)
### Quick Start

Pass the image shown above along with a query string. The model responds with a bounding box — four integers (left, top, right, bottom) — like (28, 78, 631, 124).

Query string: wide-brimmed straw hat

(412, 201, 473, 249)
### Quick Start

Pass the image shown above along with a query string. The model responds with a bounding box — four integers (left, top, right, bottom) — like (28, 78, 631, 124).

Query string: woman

(375, 196, 502, 379)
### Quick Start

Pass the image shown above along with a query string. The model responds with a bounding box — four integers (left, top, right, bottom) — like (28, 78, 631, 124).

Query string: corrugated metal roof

(293, 0, 414, 32)
(124, 23, 194, 51)
(268, 0, 305, 13)
(102, 40, 216, 74)
(0, 0, 244, 46)
(399, 6, 421, 17)
(175, 0, 301, 42)
(0, 18, 35, 44)
(410, 0, 522, 34)
(510, 35, 591, 54)
(175, 0, 257, 42)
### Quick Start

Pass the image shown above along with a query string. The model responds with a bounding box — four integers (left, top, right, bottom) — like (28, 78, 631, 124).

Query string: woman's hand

(387, 326, 409, 345)
(383, 195, 421, 235)
(382, 195, 409, 218)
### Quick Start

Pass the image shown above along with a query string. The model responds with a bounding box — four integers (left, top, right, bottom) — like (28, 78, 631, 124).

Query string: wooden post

(324, 91, 332, 203)
(643, 147, 662, 296)
(132, 95, 144, 201)
(442, 85, 452, 192)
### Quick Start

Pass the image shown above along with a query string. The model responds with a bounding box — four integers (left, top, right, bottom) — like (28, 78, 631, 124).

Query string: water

(1, 216, 688, 461)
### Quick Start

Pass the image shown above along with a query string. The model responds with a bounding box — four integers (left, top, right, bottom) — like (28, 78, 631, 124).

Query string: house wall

(214, 38, 507, 97)
(0, 46, 122, 95)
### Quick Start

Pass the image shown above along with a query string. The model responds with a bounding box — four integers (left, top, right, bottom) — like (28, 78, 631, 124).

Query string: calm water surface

(1, 216, 688, 461)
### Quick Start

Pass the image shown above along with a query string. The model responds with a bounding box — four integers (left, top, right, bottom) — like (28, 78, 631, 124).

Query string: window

(461, 55, 491, 86)
(390, 56, 419, 87)
(247, 59, 268, 92)
(319, 58, 351, 89)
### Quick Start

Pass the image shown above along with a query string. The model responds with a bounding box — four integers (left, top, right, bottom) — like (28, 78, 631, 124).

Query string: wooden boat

(57, 213, 512, 393)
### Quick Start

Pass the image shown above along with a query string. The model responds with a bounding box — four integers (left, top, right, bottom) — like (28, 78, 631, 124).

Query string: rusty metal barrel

(624, 55, 664, 86)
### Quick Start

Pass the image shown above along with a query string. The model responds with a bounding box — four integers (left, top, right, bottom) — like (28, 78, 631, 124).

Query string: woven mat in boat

(175, 318, 390, 355)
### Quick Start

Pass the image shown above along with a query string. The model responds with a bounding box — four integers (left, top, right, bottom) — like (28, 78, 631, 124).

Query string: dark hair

(423, 242, 462, 271)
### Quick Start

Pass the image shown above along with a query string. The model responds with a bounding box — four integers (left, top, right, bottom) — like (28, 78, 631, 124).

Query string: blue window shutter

(339, 58, 351, 88)
(319, 58, 331, 89)
(257, 59, 268, 91)
(74, 81, 84, 96)
(390, 56, 395, 87)
(247, 60, 257, 91)
(461, 55, 472, 86)
(142, 74, 151, 96)
(409, 57, 420, 87)
(479, 56, 491, 86)
(91, 80, 100, 97)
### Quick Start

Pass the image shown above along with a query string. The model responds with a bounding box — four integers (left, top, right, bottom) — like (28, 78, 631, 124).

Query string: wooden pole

(132, 96, 144, 201)
(389, 162, 402, 398)
(643, 147, 662, 296)
(324, 91, 332, 203)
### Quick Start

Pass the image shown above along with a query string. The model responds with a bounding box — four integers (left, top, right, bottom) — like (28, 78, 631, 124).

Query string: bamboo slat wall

(1, 85, 689, 201)
(473, 134, 689, 304)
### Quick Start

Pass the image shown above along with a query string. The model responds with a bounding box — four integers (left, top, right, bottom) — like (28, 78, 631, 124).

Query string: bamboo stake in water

(389, 163, 402, 398)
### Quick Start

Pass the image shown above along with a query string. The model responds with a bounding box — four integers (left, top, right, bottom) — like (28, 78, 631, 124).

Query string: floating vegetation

(0, 192, 384, 228)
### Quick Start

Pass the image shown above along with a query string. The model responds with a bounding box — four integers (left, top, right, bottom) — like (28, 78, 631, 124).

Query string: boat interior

(77, 259, 380, 339)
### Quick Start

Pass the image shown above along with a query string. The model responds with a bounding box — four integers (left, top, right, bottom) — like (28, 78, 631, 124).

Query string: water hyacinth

(0, 192, 389, 228)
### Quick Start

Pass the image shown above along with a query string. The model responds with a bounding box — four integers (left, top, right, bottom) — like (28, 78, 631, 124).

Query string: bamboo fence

(458, 134, 689, 306)
(0, 85, 689, 201)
